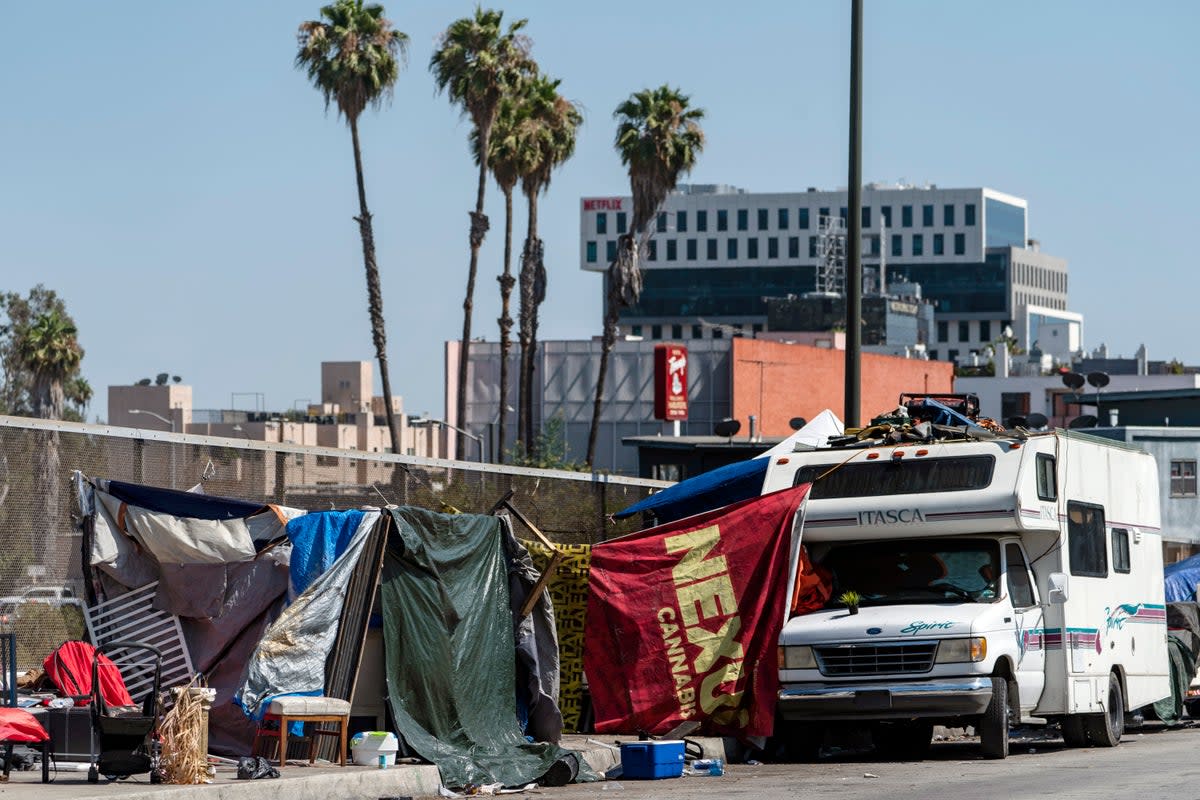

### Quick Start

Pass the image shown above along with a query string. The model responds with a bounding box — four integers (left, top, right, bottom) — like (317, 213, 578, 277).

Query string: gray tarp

(235, 511, 378, 718)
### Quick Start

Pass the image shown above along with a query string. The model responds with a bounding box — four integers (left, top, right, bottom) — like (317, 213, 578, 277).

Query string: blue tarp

(286, 509, 365, 596)
(1165, 553, 1200, 602)
(613, 458, 769, 524)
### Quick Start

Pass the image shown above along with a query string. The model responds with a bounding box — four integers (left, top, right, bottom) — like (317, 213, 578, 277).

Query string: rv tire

(979, 677, 1009, 759)
(1082, 675, 1124, 747)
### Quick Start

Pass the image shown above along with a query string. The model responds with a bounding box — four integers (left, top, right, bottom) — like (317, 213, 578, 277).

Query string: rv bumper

(777, 676, 994, 721)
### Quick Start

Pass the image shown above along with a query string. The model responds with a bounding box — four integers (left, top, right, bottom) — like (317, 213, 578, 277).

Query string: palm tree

(515, 75, 582, 454)
(297, 0, 408, 455)
(585, 86, 705, 468)
(431, 7, 531, 459)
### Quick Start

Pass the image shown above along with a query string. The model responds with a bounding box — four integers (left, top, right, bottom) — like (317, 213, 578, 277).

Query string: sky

(3, 1, 1198, 424)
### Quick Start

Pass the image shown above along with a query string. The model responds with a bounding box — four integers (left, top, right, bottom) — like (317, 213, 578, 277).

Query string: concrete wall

(108, 384, 192, 431)
(1090, 427, 1200, 547)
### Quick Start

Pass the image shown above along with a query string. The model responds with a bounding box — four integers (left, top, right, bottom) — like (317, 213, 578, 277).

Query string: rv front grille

(814, 641, 937, 676)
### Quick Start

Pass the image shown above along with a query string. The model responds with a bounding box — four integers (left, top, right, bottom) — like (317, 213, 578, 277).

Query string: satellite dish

(789, 417, 807, 431)
(1026, 412, 1049, 430)
(714, 418, 742, 438)
(1086, 371, 1110, 389)
(1061, 372, 1085, 391)
(1068, 414, 1098, 429)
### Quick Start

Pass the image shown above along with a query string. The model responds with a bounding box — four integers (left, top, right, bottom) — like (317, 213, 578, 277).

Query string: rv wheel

(979, 677, 1009, 759)
(1082, 676, 1124, 747)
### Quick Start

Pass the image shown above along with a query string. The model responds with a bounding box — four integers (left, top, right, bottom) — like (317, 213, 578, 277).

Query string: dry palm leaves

(158, 677, 215, 784)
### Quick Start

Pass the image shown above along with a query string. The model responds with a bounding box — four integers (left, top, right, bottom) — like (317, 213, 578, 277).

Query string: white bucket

(350, 731, 399, 767)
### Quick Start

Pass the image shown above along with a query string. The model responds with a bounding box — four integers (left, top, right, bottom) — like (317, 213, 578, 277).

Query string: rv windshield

(820, 538, 1001, 607)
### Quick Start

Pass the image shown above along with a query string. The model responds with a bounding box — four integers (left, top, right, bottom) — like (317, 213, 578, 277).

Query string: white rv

(765, 427, 1168, 760)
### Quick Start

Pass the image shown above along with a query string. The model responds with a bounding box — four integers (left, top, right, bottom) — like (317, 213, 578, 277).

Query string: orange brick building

(731, 338, 955, 437)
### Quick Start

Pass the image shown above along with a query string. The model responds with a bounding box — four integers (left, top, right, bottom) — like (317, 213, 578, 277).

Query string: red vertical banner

(653, 344, 688, 420)
(584, 484, 810, 737)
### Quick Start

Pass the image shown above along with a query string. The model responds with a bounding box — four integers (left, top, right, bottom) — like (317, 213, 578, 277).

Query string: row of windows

(936, 319, 998, 344)
(629, 322, 763, 340)
(1015, 292, 1066, 311)
(1014, 262, 1066, 293)
(585, 232, 968, 264)
(592, 203, 979, 236)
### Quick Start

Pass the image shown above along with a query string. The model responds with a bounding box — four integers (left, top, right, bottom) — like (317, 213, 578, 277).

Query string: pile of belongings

(830, 393, 1006, 448)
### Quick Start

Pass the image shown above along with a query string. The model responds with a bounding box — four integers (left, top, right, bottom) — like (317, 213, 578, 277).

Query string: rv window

(1004, 543, 1037, 608)
(1036, 453, 1057, 501)
(1112, 528, 1131, 574)
(792, 455, 994, 498)
(1067, 501, 1108, 578)
(820, 538, 1001, 607)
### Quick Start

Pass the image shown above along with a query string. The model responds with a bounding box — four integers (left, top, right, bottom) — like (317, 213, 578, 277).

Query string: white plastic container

(350, 731, 399, 767)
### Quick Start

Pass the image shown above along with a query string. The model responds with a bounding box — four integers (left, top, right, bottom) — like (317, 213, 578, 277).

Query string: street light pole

(844, 0, 864, 428)
(129, 408, 177, 489)
(420, 418, 484, 463)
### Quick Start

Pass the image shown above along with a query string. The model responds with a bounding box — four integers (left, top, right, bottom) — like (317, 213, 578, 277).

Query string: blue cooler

(619, 740, 685, 779)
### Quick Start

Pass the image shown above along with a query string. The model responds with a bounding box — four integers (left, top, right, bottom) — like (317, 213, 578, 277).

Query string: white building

(579, 183, 1080, 364)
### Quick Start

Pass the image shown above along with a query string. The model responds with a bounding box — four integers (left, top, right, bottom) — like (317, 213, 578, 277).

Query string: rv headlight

(935, 637, 987, 664)
(778, 645, 817, 670)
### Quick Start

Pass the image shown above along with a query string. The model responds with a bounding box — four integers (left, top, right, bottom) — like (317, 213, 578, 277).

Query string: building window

(692, 324, 703, 339)
(1112, 529, 1131, 574)
(648, 240, 657, 261)
(1002, 391, 1031, 424)
(788, 236, 799, 258)
(881, 206, 892, 227)
(596, 212, 607, 234)
(809, 236, 818, 257)
(1171, 460, 1198, 497)
(954, 232, 965, 255)
(922, 204, 934, 227)
(933, 233, 944, 255)
(606, 240, 617, 262)
(891, 234, 902, 257)
(666, 239, 678, 261)
(707, 238, 718, 260)
(617, 212, 627, 234)
(1067, 501, 1107, 578)
(778, 208, 789, 229)
(657, 212, 667, 232)
(870, 235, 880, 256)
(798, 208, 810, 229)
(861, 207, 871, 228)
(767, 237, 779, 259)
(979, 320, 991, 341)
(944, 204, 955, 226)
(727, 238, 738, 259)
(912, 234, 924, 256)
(937, 320, 948, 342)
(651, 324, 662, 339)
(718, 209, 728, 231)
(631, 324, 642, 337)
(676, 210, 687, 233)
(819, 207, 829, 222)
(697, 210, 708, 232)
(671, 324, 683, 339)
(757, 208, 768, 231)
(686, 239, 697, 260)
(737, 209, 748, 231)
(928, 349, 938, 360)
(958, 320, 970, 341)
(1034, 452, 1056, 500)
(902, 205, 913, 227)
(586, 241, 597, 263)
(747, 238, 759, 259)
(965, 203, 977, 226)
(713, 327, 724, 339)
(947, 348, 959, 362)
(840, 206, 848, 221)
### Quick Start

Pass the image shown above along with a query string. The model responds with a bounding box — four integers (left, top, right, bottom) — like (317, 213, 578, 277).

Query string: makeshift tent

(1165, 553, 1200, 602)
(615, 410, 843, 524)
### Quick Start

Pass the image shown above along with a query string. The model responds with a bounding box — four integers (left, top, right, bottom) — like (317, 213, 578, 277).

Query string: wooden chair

(251, 696, 350, 768)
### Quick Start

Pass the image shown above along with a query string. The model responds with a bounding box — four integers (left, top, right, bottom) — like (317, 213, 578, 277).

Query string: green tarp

(381, 506, 581, 789)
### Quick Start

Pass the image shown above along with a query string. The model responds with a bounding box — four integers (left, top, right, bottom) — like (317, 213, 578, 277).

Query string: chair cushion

(267, 696, 351, 716)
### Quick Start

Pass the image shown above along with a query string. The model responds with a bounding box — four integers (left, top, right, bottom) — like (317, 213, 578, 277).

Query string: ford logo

(866, 627, 882, 635)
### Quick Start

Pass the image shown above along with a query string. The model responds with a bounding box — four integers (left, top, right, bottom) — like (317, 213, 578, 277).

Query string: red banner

(584, 484, 810, 737)
(653, 344, 688, 420)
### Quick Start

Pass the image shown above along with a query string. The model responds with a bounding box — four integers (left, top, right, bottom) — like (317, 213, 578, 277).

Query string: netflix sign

(583, 198, 624, 211)
(654, 344, 689, 421)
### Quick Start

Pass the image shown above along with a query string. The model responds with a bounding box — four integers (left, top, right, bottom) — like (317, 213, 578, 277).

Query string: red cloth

(790, 545, 833, 616)
(584, 483, 810, 738)
(0, 708, 49, 743)
(43, 641, 135, 707)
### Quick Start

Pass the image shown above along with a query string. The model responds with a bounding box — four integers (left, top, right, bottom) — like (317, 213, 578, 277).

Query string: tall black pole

(844, 0, 863, 428)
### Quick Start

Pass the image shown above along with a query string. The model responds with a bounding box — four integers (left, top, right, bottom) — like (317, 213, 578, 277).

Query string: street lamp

(417, 417, 484, 463)
(129, 408, 176, 489)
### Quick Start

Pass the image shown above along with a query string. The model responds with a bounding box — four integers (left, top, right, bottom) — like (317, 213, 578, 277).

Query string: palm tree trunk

(458, 127, 492, 460)
(586, 273, 622, 468)
(349, 117, 401, 455)
(496, 187, 515, 464)
(518, 190, 539, 455)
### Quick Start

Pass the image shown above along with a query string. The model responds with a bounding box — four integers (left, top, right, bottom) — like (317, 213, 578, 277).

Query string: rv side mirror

(1047, 572, 1069, 604)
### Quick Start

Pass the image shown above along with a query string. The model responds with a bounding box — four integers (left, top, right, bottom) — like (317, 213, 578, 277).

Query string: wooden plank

(518, 549, 565, 618)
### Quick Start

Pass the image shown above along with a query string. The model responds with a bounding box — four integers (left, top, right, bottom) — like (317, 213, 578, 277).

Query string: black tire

(1060, 715, 1089, 747)
(1082, 675, 1124, 747)
(150, 770, 163, 785)
(872, 720, 934, 760)
(979, 677, 1010, 759)
(1186, 699, 1200, 719)
(87, 766, 99, 784)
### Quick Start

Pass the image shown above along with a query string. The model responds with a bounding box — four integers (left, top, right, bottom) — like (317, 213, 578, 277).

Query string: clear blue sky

(4, 1, 1197, 424)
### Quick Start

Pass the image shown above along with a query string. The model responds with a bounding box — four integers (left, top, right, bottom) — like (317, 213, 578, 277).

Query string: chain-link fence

(0, 415, 668, 667)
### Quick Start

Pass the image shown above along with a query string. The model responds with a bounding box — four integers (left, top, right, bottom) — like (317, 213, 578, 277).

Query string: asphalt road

(549, 724, 1200, 800)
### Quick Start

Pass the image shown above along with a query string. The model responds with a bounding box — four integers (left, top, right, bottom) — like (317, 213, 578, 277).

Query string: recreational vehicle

(765, 406, 1168, 760)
